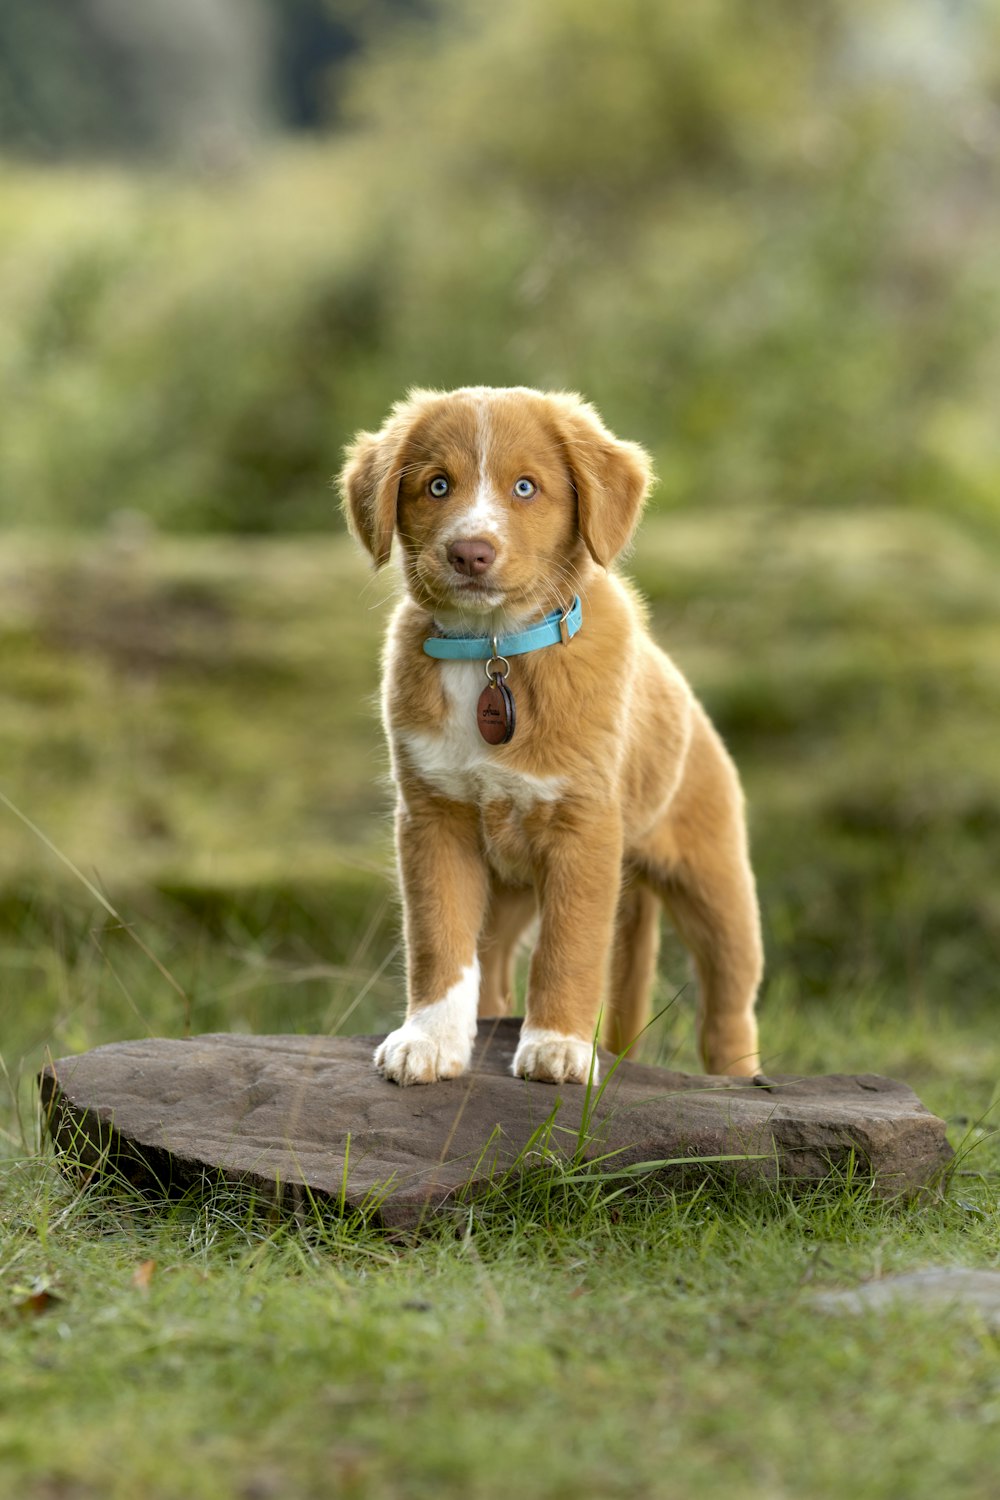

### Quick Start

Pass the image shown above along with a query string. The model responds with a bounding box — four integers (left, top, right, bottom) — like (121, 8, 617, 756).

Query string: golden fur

(339, 386, 762, 1085)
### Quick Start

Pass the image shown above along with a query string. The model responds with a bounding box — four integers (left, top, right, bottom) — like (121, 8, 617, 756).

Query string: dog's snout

(447, 538, 496, 577)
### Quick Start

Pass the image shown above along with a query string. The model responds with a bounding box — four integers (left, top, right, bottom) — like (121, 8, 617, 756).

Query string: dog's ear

(338, 422, 401, 569)
(339, 390, 442, 567)
(553, 396, 654, 566)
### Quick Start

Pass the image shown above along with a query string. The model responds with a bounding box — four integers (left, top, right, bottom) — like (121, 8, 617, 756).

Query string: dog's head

(338, 387, 653, 623)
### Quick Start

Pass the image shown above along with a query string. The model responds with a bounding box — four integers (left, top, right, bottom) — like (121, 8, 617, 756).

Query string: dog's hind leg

(478, 880, 536, 1017)
(603, 873, 660, 1056)
(637, 712, 763, 1077)
(657, 864, 762, 1076)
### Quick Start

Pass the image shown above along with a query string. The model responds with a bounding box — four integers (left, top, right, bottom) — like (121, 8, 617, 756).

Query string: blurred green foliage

(1, 0, 1000, 533)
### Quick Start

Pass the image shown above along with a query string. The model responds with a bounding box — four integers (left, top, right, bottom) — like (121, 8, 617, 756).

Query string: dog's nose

(447, 538, 496, 576)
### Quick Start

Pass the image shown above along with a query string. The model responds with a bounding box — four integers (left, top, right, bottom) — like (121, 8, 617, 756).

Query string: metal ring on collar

(485, 637, 510, 682)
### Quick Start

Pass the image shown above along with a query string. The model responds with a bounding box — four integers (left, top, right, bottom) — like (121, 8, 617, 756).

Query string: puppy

(339, 386, 762, 1086)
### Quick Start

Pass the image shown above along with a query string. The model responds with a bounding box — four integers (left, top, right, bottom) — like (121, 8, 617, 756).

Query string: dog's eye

(513, 477, 536, 500)
(428, 476, 450, 499)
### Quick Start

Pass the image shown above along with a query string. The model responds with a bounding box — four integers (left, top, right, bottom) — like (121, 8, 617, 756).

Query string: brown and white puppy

(339, 386, 762, 1086)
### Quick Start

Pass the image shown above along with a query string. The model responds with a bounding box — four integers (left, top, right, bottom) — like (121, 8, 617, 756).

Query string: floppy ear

(554, 396, 654, 566)
(337, 422, 402, 569)
(339, 390, 444, 566)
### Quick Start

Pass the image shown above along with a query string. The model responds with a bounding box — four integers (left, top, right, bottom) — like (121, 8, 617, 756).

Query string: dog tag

(477, 677, 516, 745)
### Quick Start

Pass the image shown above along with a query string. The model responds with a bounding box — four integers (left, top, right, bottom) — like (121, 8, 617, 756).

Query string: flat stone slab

(39, 1019, 952, 1229)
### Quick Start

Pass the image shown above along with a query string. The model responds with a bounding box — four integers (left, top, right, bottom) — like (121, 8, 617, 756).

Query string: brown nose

(447, 538, 496, 577)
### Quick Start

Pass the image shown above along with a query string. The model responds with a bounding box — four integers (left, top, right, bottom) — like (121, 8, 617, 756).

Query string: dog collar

(423, 596, 582, 660)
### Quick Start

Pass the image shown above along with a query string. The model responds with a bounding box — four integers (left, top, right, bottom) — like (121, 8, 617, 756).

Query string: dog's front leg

(375, 788, 488, 1086)
(513, 810, 623, 1086)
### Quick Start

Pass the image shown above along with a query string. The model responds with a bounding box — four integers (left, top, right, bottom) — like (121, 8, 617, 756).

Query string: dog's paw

(700, 1020, 760, 1078)
(374, 1024, 473, 1086)
(512, 1027, 598, 1086)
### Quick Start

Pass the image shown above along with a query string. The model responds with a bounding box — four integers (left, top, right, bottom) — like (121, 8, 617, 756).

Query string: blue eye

(428, 476, 450, 498)
(513, 477, 536, 499)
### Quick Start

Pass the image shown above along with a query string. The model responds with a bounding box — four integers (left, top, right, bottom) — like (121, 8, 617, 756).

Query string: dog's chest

(396, 661, 563, 811)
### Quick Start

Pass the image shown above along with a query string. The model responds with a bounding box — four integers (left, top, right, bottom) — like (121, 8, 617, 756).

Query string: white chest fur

(396, 660, 564, 809)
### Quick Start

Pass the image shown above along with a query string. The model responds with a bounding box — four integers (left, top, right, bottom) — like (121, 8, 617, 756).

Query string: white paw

(373, 962, 481, 1085)
(512, 1027, 599, 1086)
(374, 1025, 473, 1085)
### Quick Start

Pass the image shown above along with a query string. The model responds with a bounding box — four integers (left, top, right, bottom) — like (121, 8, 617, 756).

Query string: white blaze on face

(449, 397, 505, 543)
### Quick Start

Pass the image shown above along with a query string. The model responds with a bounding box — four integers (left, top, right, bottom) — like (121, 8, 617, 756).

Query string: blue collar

(423, 596, 583, 660)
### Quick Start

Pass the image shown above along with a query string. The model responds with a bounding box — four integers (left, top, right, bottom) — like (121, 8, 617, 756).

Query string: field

(4, 5, 1000, 1492)
(2, 510, 999, 1498)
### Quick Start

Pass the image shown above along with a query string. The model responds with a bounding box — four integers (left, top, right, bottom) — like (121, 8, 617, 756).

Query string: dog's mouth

(415, 557, 575, 640)
(442, 575, 507, 614)
(448, 573, 499, 597)
(415, 556, 507, 613)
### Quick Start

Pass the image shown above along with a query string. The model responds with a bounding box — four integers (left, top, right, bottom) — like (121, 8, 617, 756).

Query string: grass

(3, 1151, 1000, 1499)
(2, 507, 1000, 1496)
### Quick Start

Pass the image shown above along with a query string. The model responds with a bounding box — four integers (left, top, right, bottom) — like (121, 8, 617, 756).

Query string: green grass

(3, 1151, 1000, 1499)
(2, 509, 1000, 1497)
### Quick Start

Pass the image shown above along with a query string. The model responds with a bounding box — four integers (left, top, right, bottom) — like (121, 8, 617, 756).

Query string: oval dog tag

(477, 679, 516, 745)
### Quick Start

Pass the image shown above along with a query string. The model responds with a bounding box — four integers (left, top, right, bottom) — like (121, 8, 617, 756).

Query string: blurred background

(1, 0, 998, 1097)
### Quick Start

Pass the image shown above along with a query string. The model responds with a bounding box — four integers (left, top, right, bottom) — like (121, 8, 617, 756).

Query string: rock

(38, 1019, 953, 1229)
(812, 1269, 1000, 1327)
